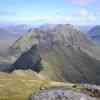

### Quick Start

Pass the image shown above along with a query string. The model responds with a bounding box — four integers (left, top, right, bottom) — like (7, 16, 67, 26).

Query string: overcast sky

(0, 0, 99, 25)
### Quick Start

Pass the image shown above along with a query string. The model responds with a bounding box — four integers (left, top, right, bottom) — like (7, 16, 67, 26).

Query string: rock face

(11, 45, 42, 72)
(30, 89, 100, 100)
(9, 24, 100, 84)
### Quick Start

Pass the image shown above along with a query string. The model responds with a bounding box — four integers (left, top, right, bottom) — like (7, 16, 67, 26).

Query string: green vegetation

(0, 71, 49, 100)
(0, 70, 84, 100)
(0, 70, 99, 100)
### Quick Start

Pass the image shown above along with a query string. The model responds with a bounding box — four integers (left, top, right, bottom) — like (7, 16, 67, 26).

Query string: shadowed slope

(11, 45, 42, 73)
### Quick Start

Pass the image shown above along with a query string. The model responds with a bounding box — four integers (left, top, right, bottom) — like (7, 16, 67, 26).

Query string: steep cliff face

(9, 24, 100, 84)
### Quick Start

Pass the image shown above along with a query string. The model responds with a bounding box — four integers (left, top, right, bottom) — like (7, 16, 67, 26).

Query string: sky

(0, 0, 99, 25)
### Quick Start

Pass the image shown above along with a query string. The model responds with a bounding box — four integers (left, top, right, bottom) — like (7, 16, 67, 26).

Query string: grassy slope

(0, 70, 51, 100)
(0, 70, 83, 100)
(0, 71, 99, 100)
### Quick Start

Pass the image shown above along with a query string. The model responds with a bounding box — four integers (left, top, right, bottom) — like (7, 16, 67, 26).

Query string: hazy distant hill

(0, 24, 32, 54)
(9, 24, 100, 84)
(0, 28, 18, 53)
(5, 24, 31, 35)
(76, 25, 93, 33)
(88, 25, 100, 43)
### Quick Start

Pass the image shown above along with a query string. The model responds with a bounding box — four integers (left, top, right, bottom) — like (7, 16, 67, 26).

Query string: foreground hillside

(0, 70, 99, 100)
(0, 70, 50, 100)
(30, 87, 100, 100)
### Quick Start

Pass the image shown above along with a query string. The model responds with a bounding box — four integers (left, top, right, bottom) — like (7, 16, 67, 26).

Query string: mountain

(5, 24, 32, 35)
(10, 24, 100, 60)
(8, 24, 100, 84)
(88, 25, 100, 43)
(0, 24, 32, 55)
(0, 28, 18, 53)
(76, 25, 93, 33)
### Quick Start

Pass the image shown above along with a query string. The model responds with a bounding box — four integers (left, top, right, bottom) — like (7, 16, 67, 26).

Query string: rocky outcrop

(30, 88, 100, 100)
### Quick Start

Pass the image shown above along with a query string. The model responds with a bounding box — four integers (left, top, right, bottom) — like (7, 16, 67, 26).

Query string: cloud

(2, 8, 96, 25)
(79, 8, 96, 21)
(58, 8, 97, 25)
(15, 11, 96, 25)
(79, 8, 89, 17)
(15, 15, 64, 21)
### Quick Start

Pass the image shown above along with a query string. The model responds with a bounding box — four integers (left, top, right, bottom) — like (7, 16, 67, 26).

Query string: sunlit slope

(0, 70, 49, 100)
(0, 70, 83, 100)
(0, 71, 99, 100)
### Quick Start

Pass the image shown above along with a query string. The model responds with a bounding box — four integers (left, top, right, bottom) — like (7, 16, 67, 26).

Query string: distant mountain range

(76, 25, 93, 33)
(0, 28, 17, 52)
(5, 24, 32, 35)
(88, 25, 100, 43)
(76, 25, 100, 44)
(0, 24, 32, 53)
